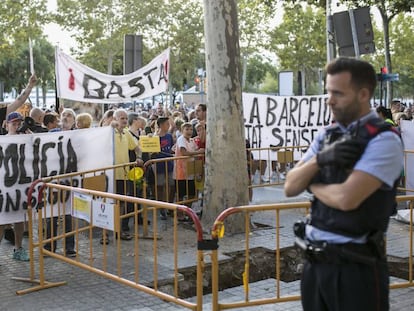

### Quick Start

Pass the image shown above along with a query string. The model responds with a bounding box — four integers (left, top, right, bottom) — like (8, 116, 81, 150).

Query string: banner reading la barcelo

(243, 93, 332, 153)
(55, 48, 170, 104)
(0, 127, 114, 225)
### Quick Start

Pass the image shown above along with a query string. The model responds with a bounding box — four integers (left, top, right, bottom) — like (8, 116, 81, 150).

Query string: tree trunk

(202, 0, 248, 234)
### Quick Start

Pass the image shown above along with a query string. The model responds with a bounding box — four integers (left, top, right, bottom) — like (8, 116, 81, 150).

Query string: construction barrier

(16, 161, 206, 311)
(12, 148, 414, 310)
(209, 196, 414, 311)
(145, 155, 205, 212)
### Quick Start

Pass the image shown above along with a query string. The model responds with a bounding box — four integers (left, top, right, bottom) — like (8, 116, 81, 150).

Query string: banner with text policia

(0, 127, 114, 225)
(55, 48, 170, 104)
(243, 93, 331, 151)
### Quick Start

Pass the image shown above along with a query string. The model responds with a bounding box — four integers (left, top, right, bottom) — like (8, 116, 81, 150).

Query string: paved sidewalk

(1, 186, 414, 310)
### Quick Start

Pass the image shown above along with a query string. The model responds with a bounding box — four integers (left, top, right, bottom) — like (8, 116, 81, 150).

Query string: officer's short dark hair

(326, 57, 377, 97)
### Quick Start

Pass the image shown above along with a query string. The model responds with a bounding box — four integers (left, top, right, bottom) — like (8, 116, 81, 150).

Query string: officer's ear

(358, 87, 370, 103)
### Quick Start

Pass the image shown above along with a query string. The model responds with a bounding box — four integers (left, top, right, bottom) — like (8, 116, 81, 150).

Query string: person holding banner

(285, 57, 403, 311)
(0, 112, 33, 261)
(44, 107, 77, 257)
(43, 112, 60, 131)
(0, 74, 37, 134)
(75, 112, 93, 129)
(60, 108, 76, 131)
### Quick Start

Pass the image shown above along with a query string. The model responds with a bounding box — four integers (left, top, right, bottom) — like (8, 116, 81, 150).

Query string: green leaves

(269, 3, 326, 94)
(0, 0, 52, 93)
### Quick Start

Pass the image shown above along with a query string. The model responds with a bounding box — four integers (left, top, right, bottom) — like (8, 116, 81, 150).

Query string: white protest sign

(401, 120, 414, 191)
(55, 48, 170, 104)
(243, 93, 331, 158)
(0, 126, 114, 225)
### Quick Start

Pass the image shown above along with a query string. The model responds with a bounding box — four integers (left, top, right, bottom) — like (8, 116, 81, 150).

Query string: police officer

(284, 57, 403, 311)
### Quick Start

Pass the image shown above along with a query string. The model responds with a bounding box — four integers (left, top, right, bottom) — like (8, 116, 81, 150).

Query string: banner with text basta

(55, 48, 170, 104)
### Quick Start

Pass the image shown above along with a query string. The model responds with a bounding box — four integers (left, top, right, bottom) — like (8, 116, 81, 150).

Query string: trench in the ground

(159, 246, 413, 299)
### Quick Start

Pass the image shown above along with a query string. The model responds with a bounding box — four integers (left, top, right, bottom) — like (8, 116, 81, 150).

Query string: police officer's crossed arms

(284, 57, 403, 311)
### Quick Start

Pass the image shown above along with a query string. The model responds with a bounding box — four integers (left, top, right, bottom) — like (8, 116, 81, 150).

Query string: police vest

(310, 117, 400, 237)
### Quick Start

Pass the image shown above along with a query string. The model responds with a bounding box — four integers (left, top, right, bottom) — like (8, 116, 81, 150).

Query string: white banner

(55, 48, 170, 104)
(401, 120, 414, 191)
(243, 93, 331, 149)
(0, 127, 114, 225)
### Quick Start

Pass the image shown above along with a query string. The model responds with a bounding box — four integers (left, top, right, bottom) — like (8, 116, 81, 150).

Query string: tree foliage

(244, 55, 276, 92)
(0, 0, 49, 43)
(238, 0, 274, 54)
(162, 0, 204, 91)
(340, 1, 413, 101)
(0, 0, 51, 92)
(269, 3, 326, 94)
(55, 0, 153, 74)
(55, 0, 204, 91)
(0, 36, 54, 94)
(388, 13, 414, 98)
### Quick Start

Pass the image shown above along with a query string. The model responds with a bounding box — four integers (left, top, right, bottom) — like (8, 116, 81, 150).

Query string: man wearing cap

(0, 112, 31, 261)
(0, 74, 37, 134)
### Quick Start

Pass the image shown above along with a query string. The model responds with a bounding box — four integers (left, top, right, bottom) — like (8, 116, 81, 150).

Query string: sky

(43, 0, 382, 55)
(43, 0, 76, 53)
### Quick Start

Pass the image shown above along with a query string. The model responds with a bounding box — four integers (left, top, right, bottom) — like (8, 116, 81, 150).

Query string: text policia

(0, 127, 114, 225)
(1, 136, 78, 213)
(244, 95, 331, 148)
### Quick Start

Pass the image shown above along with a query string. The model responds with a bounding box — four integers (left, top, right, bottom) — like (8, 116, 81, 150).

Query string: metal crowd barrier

(247, 145, 308, 188)
(209, 197, 414, 311)
(15, 162, 205, 311)
(13, 150, 414, 310)
(145, 155, 205, 209)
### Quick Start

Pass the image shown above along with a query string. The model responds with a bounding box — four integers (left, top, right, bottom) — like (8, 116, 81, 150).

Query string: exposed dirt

(170, 246, 414, 299)
(174, 246, 303, 298)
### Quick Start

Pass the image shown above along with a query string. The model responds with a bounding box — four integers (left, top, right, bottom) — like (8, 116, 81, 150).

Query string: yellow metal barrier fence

(144, 155, 205, 209)
(209, 197, 414, 311)
(247, 145, 307, 188)
(13, 148, 414, 310)
(16, 163, 205, 311)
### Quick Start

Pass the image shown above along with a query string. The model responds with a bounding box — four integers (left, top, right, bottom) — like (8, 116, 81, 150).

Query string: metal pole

(380, 80, 383, 106)
(326, 0, 333, 62)
(349, 9, 360, 58)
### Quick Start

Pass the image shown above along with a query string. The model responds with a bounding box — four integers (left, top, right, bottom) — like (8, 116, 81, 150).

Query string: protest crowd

(1, 55, 413, 311)
(0, 72, 213, 258)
